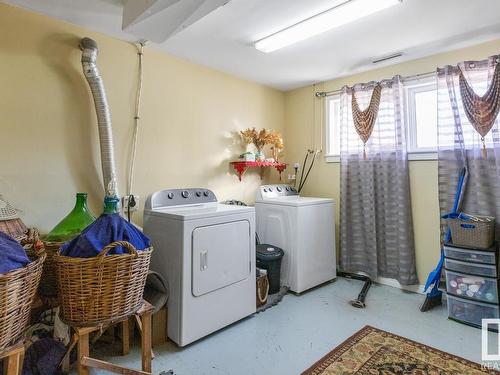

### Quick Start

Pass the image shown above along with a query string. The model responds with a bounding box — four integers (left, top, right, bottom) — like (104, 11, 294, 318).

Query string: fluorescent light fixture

(255, 0, 402, 53)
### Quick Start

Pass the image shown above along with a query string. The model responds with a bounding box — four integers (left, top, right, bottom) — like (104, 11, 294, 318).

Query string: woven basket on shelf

(448, 214, 495, 249)
(55, 241, 152, 327)
(0, 252, 46, 350)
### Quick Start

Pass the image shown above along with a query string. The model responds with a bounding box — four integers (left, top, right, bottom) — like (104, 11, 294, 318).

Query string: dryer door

(192, 220, 251, 297)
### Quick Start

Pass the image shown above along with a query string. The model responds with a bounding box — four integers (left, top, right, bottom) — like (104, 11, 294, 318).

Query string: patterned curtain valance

(351, 84, 382, 159)
(459, 61, 500, 158)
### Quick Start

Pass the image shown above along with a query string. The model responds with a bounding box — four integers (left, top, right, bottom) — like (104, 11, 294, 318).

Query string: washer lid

(145, 202, 254, 221)
(255, 196, 333, 207)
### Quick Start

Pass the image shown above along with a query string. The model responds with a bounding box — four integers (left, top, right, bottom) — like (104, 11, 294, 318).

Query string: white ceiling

(4, 0, 500, 90)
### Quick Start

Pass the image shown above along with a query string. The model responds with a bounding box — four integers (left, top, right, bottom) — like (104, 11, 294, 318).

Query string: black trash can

(256, 244, 284, 294)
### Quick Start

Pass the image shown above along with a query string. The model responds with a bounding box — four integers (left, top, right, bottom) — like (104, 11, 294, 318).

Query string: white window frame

(324, 78, 438, 163)
(404, 78, 438, 160)
(324, 94, 341, 163)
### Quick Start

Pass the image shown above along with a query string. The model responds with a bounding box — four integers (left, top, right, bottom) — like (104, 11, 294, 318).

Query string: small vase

(255, 151, 265, 162)
(272, 148, 279, 163)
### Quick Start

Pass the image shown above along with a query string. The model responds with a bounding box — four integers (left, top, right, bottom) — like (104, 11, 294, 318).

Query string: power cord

(126, 40, 146, 221)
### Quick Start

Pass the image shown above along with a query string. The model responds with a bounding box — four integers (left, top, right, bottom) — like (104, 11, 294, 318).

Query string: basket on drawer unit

(447, 214, 495, 249)
(55, 241, 152, 327)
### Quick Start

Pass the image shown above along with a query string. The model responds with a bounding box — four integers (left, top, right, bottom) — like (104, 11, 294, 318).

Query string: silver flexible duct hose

(79, 37, 118, 197)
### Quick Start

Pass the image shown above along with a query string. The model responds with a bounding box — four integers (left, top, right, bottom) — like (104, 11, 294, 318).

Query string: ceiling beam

(122, 0, 230, 43)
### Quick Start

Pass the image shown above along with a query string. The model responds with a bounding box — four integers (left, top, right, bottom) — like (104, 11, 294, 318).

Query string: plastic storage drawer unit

(445, 269, 498, 303)
(444, 258, 497, 278)
(447, 294, 499, 329)
(443, 243, 497, 265)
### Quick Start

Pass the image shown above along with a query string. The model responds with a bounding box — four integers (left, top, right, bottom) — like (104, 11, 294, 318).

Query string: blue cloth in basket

(60, 213, 150, 258)
(0, 231, 30, 274)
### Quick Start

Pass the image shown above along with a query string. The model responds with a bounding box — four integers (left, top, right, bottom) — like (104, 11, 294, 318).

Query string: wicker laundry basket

(0, 251, 46, 350)
(0, 219, 27, 241)
(36, 241, 63, 297)
(448, 214, 495, 249)
(19, 229, 59, 300)
(55, 241, 152, 327)
(256, 274, 269, 308)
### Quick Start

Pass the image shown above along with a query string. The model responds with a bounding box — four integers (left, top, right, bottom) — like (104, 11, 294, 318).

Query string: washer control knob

(167, 192, 174, 199)
(203, 191, 210, 197)
(196, 191, 202, 197)
(263, 188, 268, 193)
(285, 186, 291, 191)
(277, 186, 282, 192)
(269, 187, 273, 192)
(181, 190, 189, 198)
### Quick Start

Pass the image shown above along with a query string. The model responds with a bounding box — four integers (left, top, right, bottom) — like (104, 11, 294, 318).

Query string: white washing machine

(143, 188, 256, 347)
(255, 184, 336, 293)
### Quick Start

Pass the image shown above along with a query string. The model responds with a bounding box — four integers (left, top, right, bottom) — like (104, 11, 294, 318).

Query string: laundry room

(1, 0, 500, 374)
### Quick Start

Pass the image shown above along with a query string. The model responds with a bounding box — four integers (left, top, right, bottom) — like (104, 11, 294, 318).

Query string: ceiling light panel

(255, 0, 402, 53)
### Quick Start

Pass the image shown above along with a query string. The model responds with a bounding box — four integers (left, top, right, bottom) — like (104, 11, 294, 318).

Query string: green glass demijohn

(44, 193, 96, 242)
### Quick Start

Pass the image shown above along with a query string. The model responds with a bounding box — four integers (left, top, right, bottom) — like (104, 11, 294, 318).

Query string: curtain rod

(315, 70, 435, 97)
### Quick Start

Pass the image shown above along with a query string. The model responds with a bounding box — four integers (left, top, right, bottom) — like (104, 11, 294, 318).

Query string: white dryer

(255, 185, 335, 294)
(143, 188, 255, 347)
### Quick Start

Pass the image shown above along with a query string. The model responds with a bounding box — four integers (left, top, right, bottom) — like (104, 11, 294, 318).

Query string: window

(325, 78, 439, 162)
(325, 95, 341, 157)
(405, 80, 438, 155)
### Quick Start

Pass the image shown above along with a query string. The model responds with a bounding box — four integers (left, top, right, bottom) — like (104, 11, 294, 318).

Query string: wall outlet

(122, 195, 139, 212)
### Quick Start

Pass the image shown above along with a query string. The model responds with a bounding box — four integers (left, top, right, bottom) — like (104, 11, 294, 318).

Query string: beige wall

(0, 4, 285, 231)
(285, 39, 500, 284)
(2, 2, 500, 285)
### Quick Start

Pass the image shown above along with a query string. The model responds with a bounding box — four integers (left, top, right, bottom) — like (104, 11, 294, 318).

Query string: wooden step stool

(65, 300, 154, 375)
(0, 341, 24, 375)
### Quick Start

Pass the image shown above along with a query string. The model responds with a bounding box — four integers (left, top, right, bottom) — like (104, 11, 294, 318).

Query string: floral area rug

(302, 325, 497, 374)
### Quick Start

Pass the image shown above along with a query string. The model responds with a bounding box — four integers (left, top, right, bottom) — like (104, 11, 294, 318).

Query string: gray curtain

(339, 76, 418, 285)
(438, 56, 500, 239)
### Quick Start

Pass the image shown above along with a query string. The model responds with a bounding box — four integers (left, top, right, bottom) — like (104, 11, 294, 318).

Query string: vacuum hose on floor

(338, 271, 372, 308)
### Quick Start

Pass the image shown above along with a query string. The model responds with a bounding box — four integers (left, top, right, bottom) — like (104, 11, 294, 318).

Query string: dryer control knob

(269, 187, 273, 192)
(277, 186, 282, 192)
(196, 191, 202, 197)
(285, 187, 291, 191)
(181, 190, 189, 198)
(203, 191, 210, 197)
(263, 188, 268, 193)
(167, 192, 174, 199)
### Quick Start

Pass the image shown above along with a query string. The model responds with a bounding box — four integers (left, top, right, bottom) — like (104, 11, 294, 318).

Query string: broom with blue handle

(420, 166, 467, 312)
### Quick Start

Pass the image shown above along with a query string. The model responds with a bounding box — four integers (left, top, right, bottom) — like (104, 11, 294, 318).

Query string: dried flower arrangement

(267, 132, 284, 162)
(240, 128, 273, 152)
(240, 127, 284, 162)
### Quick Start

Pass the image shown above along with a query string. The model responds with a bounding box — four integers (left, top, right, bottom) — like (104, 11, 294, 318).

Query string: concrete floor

(94, 278, 494, 375)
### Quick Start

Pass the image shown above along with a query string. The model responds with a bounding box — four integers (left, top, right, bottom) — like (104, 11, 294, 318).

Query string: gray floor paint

(94, 278, 494, 374)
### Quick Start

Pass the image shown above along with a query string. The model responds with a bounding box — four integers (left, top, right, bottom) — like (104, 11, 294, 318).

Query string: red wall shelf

(230, 161, 287, 181)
